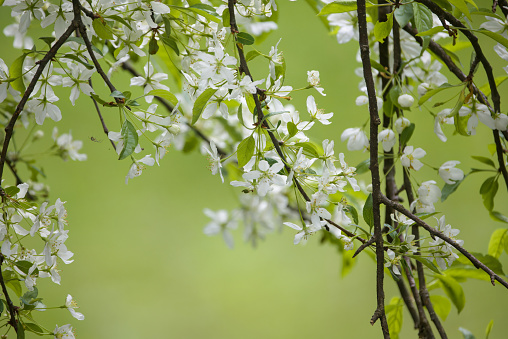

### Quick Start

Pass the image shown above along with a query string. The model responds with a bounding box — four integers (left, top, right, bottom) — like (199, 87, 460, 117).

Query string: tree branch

(357, 0, 390, 335)
(0, 254, 18, 332)
(380, 194, 508, 289)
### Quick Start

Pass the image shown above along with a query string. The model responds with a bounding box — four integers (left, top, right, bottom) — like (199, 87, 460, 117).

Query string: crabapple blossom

(400, 146, 426, 171)
(341, 127, 369, 151)
(439, 161, 464, 184)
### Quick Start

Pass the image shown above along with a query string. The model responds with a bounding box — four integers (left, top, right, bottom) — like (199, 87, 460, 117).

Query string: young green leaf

(319, 1, 374, 15)
(9, 54, 27, 93)
(237, 32, 255, 45)
(362, 194, 374, 230)
(160, 36, 180, 55)
(488, 229, 508, 259)
(237, 136, 255, 168)
(413, 3, 434, 51)
(441, 177, 465, 202)
(192, 88, 217, 124)
(92, 19, 114, 40)
(485, 320, 494, 339)
(147, 89, 179, 107)
(118, 120, 138, 160)
(374, 13, 393, 43)
(429, 295, 452, 321)
(385, 297, 403, 338)
(471, 156, 496, 168)
(394, 3, 413, 28)
(287, 122, 298, 138)
(149, 36, 159, 55)
(436, 274, 465, 313)
(399, 123, 415, 146)
(294, 142, 320, 158)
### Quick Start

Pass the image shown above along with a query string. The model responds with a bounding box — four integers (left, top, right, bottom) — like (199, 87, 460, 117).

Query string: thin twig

(380, 194, 508, 289)
(0, 254, 18, 332)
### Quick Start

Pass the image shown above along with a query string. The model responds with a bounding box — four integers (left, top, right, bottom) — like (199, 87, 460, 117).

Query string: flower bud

(366, 184, 373, 192)
(398, 94, 414, 108)
(33, 130, 44, 140)
(168, 124, 181, 135)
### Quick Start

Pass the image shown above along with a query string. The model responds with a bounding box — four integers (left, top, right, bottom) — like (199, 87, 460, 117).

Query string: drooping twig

(118, 61, 227, 157)
(0, 254, 18, 332)
(403, 24, 508, 192)
(403, 170, 448, 338)
(380, 194, 508, 289)
(356, 0, 390, 335)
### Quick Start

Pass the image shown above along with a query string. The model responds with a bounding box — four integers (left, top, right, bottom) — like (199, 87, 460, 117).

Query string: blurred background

(1, 0, 508, 337)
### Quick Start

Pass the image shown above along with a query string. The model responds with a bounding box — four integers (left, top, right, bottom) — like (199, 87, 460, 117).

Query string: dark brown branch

(0, 22, 77, 184)
(357, 0, 389, 336)
(415, 0, 501, 113)
(0, 254, 18, 332)
(380, 194, 508, 289)
(89, 83, 116, 150)
(404, 23, 508, 192)
(395, 278, 420, 328)
(493, 131, 508, 191)
(118, 61, 228, 157)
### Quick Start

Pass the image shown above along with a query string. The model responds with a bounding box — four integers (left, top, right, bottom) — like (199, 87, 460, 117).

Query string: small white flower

(378, 129, 396, 152)
(394, 117, 411, 134)
(206, 141, 223, 183)
(439, 161, 464, 185)
(65, 295, 84, 320)
(400, 146, 426, 171)
(53, 324, 75, 339)
(341, 128, 369, 151)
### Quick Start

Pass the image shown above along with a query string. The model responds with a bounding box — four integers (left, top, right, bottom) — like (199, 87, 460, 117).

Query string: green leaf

(246, 50, 261, 62)
(488, 228, 508, 259)
(479, 76, 508, 97)
(4, 186, 20, 197)
(107, 14, 132, 30)
(471, 156, 495, 168)
(394, 3, 413, 28)
(399, 123, 415, 146)
(355, 158, 370, 175)
(61, 54, 94, 69)
(92, 19, 114, 40)
(20, 287, 38, 305)
(476, 29, 508, 50)
(411, 256, 442, 274)
(192, 88, 218, 124)
(480, 176, 498, 212)
(237, 32, 255, 45)
(160, 36, 180, 55)
(39, 36, 55, 47)
(436, 274, 465, 313)
(386, 297, 403, 339)
(287, 122, 298, 138)
(362, 194, 374, 229)
(418, 83, 457, 106)
(17, 323, 25, 339)
(370, 59, 386, 73)
(470, 252, 504, 275)
(188, 5, 220, 23)
(294, 142, 319, 158)
(147, 89, 178, 107)
(374, 13, 393, 43)
(345, 205, 359, 225)
(389, 85, 402, 109)
(163, 16, 172, 38)
(319, 1, 374, 15)
(15, 261, 35, 275)
(222, 8, 230, 27)
(9, 54, 27, 93)
(459, 327, 475, 339)
(237, 136, 255, 168)
(485, 320, 494, 339)
(416, 26, 446, 37)
(118, 120, 138, 160)
(441, 177, 465, 202)
(490, 211, 508, 224)
(447, 0, 471, 20)
(413, 3, 433, 51)
(149, 36, 159, 55)
(429, 295, 451, 321)
(24, 323, 44, 335)
(110, 90, 125, 99)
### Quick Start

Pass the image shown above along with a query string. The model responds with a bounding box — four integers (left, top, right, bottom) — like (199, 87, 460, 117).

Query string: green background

(1, 0, 508, 337)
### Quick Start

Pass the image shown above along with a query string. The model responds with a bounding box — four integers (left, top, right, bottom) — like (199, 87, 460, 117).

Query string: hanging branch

(403, 24, 508, 191)
(403, 170, 448, 339)
(356, 0, 390, 336)
(380, 194, 508, 289)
